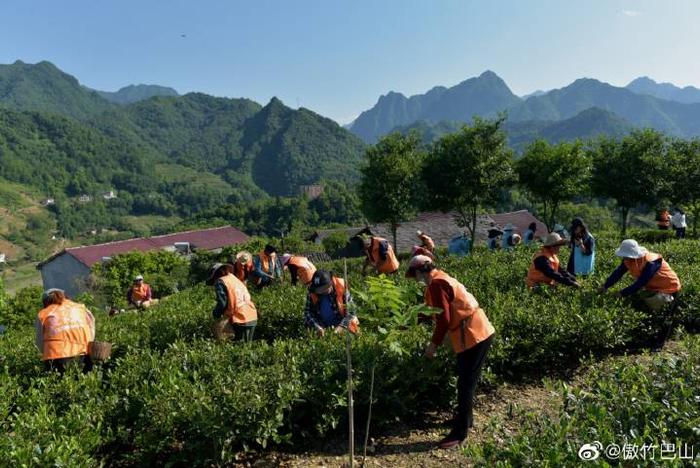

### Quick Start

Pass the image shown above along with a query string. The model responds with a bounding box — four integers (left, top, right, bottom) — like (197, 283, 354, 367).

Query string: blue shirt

(317, 295, 339, 327)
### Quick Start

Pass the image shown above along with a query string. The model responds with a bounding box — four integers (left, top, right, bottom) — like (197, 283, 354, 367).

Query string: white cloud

(621, 9, 642, 17)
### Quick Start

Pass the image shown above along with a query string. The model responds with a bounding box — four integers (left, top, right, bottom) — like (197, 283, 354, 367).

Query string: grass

(121, 214, 183, 233)
(155, 163, 232, 192)
(1, 262, 42, 293)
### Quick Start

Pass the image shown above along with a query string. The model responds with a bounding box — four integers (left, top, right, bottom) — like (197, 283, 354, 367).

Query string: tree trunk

(470, 205, 477, 248)
(621, 207, 629, 236)
(391, 223, 398, 253)
(550, 201, 559, 233)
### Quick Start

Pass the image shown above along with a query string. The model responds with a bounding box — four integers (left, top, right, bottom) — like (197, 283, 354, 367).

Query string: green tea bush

(0, 235, 697, 465)
(466, 333, 700, 466)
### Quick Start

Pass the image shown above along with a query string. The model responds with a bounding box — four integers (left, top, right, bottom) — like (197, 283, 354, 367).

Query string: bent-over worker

(208, 263, 258, 342)
(417, 230, 435, 253)
(522, 222, 537, 246)
(252, 244, 282, 287)
(526, 233, 581, 288)
(35, 288, 95, 374)
(303, 270, 358, 336)
(500, 223, 520, 251)
(281, 253, 317, 286)
(233, 251, 254, 283)
(362, 235, 400, 275)
(406, 255, 495, 449)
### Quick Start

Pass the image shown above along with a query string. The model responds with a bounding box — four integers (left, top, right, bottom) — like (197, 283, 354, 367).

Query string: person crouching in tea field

(406, 255, 495, 449)
(36, 288, 95, 374)
(208, 263, 258, 342)
(303, 270, 358, 336)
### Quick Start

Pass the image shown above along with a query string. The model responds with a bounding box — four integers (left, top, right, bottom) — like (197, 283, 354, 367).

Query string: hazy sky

(2, 0, 699, 123)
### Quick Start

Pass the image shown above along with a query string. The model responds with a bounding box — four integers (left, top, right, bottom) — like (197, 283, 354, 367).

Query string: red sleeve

(429, 279, 453, 346)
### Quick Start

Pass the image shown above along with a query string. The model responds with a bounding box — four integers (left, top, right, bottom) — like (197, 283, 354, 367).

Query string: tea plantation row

(0, 236, 697, 465)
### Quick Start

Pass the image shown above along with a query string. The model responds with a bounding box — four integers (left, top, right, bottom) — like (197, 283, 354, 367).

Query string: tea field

(0, 235, 698, 466)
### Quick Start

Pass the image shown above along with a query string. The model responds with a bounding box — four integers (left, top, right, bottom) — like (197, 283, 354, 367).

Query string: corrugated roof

(312, 210, 546, 254)
(39, 226, 249, 269)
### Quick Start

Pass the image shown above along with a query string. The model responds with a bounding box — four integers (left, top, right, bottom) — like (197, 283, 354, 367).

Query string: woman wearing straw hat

(405, 255, 495, 449)
(598, 239, 681, 309)
(35, 288, 95, 374)
(526, 233, 581, 289)
(208, 263, 258, 342)
(233, 251, 254, 283)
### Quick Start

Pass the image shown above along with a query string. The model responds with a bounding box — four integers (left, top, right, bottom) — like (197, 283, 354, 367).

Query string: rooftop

(38, 225, 249, 268)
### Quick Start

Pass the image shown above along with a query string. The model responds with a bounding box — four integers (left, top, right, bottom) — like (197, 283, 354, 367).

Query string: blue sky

(2, 0, 699, 123)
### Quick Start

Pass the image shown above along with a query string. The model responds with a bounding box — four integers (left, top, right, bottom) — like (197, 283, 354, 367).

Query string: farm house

(37, 226, 249, 297)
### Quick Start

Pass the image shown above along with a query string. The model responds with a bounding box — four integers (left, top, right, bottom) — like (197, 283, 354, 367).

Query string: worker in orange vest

(35, 288, 95, 374)
(599, 239, 681, 306)
(526, 233, 581, 289)
(406, 255, 495, 449)
(233, 251, 254, 283)
(411, 245, 435, 260)
(252, 244, 282, 287)
(656, 209, 671, 230)
(361, 235, 400, 275)
(416, 230, 435, 253)
(207, 263, 258, 342)
(599, 239, 681, 348)
(127, 275, 159, 309)
(281, 253, 317, 286)
(303, 270, 358, 336)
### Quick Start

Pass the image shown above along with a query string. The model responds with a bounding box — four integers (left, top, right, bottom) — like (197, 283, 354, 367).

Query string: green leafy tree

(422, 117, 515, 243)
(516, 139, 590, 230)
(358, 132, 425, 249)
(591, 129, 669, 234)
(663, 138, 700, 235)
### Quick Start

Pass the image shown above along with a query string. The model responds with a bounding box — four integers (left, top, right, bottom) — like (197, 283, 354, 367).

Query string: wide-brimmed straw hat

(405, 255, 434, 278)
(542, 233, 567, 247)
(206, 262, 234, 285)
(615, 239, 648, 259)
(42, 288, 64, 301)
(235, 251, 252, 264)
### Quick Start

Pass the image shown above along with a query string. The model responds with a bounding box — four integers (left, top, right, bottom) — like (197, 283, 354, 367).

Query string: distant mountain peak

(626, 76, 700, 104)
(96, 83, 179, 105)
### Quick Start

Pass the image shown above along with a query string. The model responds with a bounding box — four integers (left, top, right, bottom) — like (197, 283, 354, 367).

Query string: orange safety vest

(254, 251, 278, 285)
(419, 234, 435, 252)
(526, 247, 560, 288)
(368, 237, 400, 274)
(287, 256, 317, 285)
(37, 300, 94, 361)
(130, 283, 150, 302)
(657, 211, 671, 228)
(234, 260, 253, 282)
(310, 277, 347, 316)
(425, 270, 495, 354)
(219, 273, 258, 324)
(624, 253, 681, 294)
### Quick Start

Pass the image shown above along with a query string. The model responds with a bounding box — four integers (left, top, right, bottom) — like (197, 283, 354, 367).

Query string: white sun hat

(615, 239, 648, 259)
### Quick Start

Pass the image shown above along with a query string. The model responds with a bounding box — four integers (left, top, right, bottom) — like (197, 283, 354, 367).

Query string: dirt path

(250, 382, 562, 467)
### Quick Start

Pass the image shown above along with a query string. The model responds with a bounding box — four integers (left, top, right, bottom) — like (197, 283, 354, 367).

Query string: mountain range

(96, 84, 179, 105)
(350, 71, 700, 143)
(626, 76, 700, 104)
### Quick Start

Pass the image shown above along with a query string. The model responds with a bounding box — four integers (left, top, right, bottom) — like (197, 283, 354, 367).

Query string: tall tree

(358, 132, 425, 249)
(663, 138, 700, 236)
(591, 129, 668, 235)
(422, 116, 515, 243)
(516, 139, 590, 230)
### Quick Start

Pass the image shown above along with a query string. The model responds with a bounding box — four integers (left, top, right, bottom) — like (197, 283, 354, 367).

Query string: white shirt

(671, 213, 687, 229)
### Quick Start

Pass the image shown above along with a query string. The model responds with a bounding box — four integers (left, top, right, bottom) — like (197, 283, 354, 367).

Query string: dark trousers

(453, 335, 493, 439)
(675, 227, 686, 239)
(232, 323, 256, 342)
(44, 355, 93, 375)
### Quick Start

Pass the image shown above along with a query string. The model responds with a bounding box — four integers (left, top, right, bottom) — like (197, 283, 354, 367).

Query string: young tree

(590, 129, 668, 235)
(358, 132, 425, 249)
(516, 139, 590, 231)
(422, 117, 515, 243)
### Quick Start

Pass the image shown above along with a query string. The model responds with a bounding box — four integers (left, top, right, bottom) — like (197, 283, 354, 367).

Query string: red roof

(39, 226, 249, 268)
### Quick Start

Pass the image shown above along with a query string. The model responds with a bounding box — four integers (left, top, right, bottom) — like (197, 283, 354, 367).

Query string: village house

(37, 225, 249, 298)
